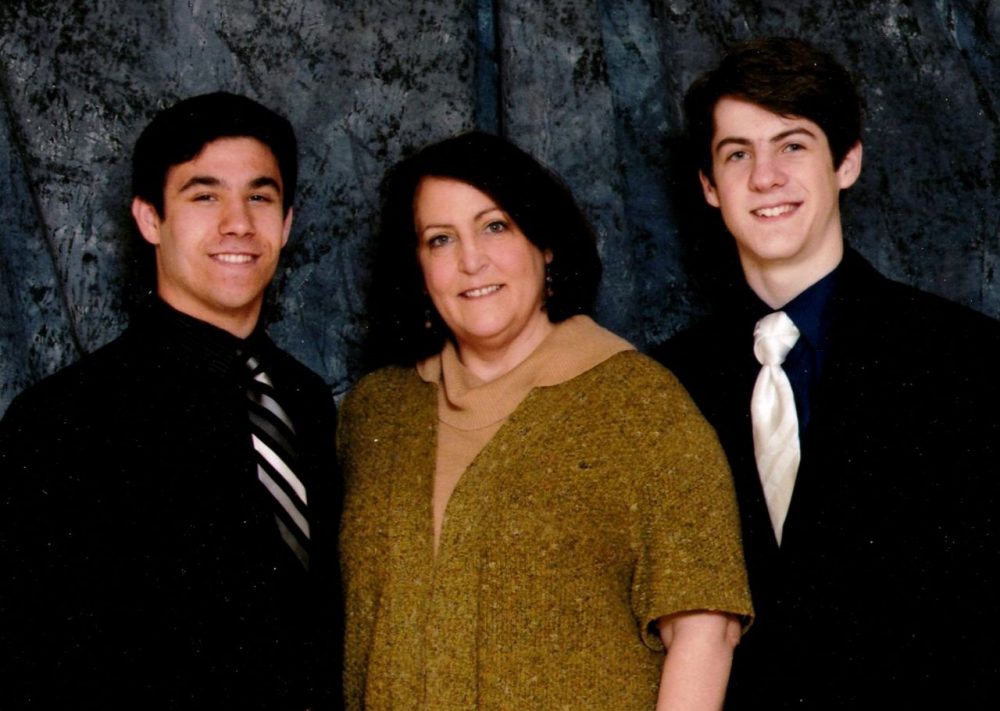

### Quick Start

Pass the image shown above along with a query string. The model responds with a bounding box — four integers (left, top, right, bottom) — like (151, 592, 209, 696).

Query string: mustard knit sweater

(338, 351, 752, 709)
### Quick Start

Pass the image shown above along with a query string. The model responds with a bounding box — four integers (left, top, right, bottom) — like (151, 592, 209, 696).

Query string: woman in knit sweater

(339, 132, 752, 709)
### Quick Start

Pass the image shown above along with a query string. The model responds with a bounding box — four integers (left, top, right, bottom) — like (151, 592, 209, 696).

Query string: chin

(739, 235, 809, 263)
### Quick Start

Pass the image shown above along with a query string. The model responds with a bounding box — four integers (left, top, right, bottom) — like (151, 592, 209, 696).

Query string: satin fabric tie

(751, 311, 801, 546)
(245, 354, 311, 569)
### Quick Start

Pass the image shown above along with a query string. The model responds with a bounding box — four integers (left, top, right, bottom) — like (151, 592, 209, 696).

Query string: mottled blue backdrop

(1, 1, 998, 412)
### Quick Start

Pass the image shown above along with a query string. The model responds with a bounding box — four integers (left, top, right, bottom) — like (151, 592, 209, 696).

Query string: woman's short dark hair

(686, 37, 862, 182)
(132, 91, 298, 216)
(365, 131, 603, 367)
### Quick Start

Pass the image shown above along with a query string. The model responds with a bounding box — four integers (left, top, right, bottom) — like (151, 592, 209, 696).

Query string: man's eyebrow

(713, 136, 752, 154)
(770, 127, 817, 143)
(248, 176, 281, 192)
(177, 175, 221, 192)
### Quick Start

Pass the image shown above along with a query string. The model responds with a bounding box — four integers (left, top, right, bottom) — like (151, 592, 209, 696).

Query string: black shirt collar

(144, 299, 268, 378)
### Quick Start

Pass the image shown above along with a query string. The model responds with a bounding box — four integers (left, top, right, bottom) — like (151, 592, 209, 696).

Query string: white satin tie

(751, 311, 801, 546)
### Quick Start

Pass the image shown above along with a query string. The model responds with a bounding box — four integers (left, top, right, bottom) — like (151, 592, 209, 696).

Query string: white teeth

(214, 253, 254, 264)
(462, 284, 502, 298)
(754, 204, 795, 218)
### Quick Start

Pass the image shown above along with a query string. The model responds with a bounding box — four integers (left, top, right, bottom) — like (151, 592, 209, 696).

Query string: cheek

(418, 255, 450, 297)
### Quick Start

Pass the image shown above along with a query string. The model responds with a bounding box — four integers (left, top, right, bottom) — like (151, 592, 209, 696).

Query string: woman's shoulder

(352, 364, 422, 389)
(576, 349, 689, 396)
(342, 365, 429, 415)
(550, 349, 708, 431)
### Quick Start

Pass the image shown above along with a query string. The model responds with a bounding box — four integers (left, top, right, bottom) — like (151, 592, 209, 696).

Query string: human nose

(219, 199, 253, 236)
(748, 153, 786, 191)
(457, 236, 486, 274)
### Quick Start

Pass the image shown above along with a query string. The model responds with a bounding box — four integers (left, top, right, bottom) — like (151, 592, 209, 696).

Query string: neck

(454, 316, 555, 384)
(742, 240, 844, 309)
(157, 291, 261, 339)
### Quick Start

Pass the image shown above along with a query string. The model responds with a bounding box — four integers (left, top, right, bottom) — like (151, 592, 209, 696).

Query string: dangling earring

(544, 262, 554, 301)
(424, 307, 433, 329)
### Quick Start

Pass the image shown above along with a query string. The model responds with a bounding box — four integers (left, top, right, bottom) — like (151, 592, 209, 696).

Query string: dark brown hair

(364, 131, 603, 367)
(686, 37, 862, 181)
(132, 92, 297, 216)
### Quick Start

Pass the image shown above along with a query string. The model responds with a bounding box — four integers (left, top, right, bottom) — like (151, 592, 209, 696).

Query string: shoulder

(839, 254, 1000, 357)
(651, 316, 731, 364)
(265, 342, 335, 401)
(554, 351, 711, 432)
(578, 350, 683, 394)
(3, 331, 138, 426)
(336, 366, 434, 479)
(340, 365, 429, 421)
(647, 314, 741, 399)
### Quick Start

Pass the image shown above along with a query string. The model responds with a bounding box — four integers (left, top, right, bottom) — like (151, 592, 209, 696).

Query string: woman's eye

(428, 234, 451, 248)
(485, 220, 506, 233)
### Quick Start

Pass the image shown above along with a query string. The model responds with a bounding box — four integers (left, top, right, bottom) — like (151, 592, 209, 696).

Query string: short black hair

(686, 37, 862, 181)
(365, 131, 603, 367)
(131, 91, 297, 216)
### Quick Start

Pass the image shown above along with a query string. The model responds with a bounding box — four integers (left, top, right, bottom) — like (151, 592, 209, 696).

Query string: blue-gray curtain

(2, 0, 998, 412)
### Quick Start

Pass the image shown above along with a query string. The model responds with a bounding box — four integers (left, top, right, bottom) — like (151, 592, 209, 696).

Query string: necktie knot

(243, 352, 271, 386)
(754, 311, 800, 366)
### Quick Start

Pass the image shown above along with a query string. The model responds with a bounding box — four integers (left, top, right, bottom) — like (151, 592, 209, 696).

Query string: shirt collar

(145, 299, 268, 377)
(743, 261, 842, 351)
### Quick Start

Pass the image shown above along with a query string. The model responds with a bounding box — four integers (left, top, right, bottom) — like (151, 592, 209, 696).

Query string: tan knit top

(338, 327, 752, 709)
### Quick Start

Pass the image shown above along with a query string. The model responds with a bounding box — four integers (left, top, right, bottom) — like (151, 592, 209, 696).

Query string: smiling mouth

(461, 284, 503, 298)
(752, 203, 797, 218)
(212, 253, 256, 264)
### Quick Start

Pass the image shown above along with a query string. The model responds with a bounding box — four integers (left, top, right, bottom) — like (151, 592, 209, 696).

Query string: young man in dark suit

(654, 38, 1000, 708)
(0, 93, 342, 709)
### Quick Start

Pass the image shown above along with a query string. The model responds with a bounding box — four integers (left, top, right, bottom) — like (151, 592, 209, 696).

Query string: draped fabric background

(1, 1, 998, 412)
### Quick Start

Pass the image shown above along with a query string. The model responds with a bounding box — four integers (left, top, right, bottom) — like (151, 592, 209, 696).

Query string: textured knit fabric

(417, 315, 633, 545)
(339, 349, 752, 710)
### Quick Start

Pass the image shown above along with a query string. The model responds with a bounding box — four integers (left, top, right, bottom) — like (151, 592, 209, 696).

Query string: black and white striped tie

(245, 355, 310, 569)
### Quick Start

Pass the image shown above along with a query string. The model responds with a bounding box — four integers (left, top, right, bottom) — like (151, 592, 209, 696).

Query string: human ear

(281, 207, 294, 248)
(131, 197, 161, 246)
(699, 171, 721, 208)
(836, 142, 863, 190)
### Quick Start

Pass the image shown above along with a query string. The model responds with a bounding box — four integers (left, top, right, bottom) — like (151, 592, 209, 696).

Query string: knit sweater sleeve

(607, 354, 752, 649)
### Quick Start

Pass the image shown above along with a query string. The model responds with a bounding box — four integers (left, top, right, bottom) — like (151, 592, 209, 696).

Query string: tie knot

(243, 353, 274, 388)
(753, 311, 800, 366)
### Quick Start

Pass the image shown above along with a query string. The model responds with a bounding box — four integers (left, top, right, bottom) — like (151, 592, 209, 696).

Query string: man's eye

(249, 193, 274, 203)
(726, 150, 748, 162)
(193, 193, 216, 202)
(784, 143, 805, 153)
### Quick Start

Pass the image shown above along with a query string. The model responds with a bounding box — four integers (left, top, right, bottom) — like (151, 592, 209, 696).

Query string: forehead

(165, 136, 282, 187)
(711, 97, 830, 146)
(414, 177, 499, 217)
